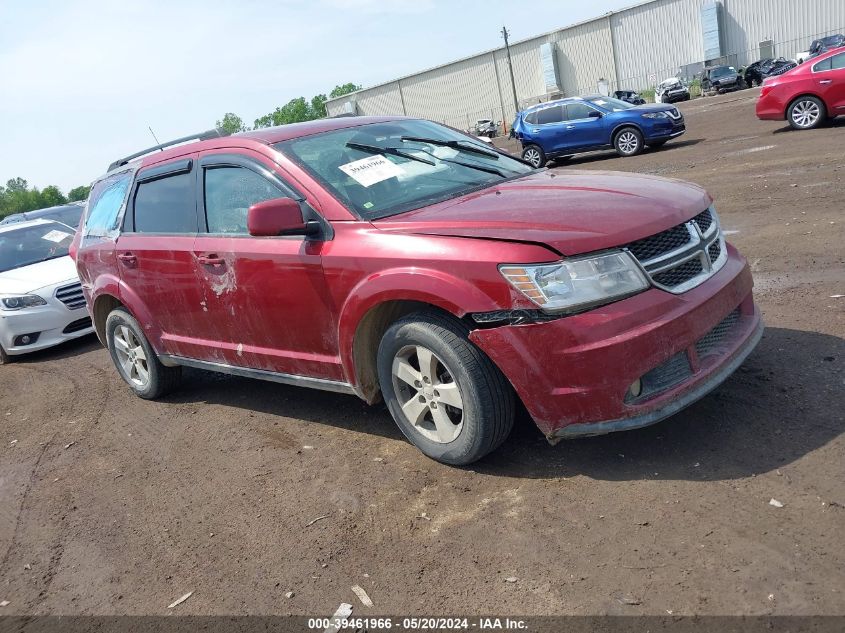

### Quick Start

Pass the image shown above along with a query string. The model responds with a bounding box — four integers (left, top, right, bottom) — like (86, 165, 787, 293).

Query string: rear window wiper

(345, 142, 435, 166)
(400, 136, 500, 159)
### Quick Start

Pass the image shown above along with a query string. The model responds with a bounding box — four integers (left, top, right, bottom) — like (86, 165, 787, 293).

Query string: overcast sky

(1, 0, 636, 192)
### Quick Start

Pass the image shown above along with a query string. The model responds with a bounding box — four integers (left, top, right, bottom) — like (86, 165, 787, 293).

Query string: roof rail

(107, 127, 230, 171)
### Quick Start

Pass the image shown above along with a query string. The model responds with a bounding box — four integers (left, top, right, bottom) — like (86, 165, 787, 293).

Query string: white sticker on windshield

(42, 230, 72, 243)
(594, 100, 607, 105)
(339, 155, 404, 187)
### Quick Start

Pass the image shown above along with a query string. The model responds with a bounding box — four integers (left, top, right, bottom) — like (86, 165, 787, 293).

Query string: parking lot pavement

(1, 90, 843, 616)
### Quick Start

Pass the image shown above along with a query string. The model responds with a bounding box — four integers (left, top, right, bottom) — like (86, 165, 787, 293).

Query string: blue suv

(513, 95, 686, 167)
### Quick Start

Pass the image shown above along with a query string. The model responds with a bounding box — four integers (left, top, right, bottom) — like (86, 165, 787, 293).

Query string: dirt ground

(1, 90, 843, 618)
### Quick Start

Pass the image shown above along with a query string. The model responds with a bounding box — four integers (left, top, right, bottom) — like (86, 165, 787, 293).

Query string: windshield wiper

(345, 142, 435, 166)
(409, 148, 509, 178)
(400, 136, 500, 159)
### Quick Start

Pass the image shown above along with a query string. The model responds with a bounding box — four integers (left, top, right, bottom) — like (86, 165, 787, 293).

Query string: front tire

(0, 345, 10, 365)
(614, 127, 644, 157)
(521, 144, 546, 168)
(377, 311, 514, 465)
(788, 96, 826, 130)
(106, 308, 182, 399)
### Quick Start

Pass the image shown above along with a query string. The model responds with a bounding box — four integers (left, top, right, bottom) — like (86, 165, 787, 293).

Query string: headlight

(500, 251, 649, 313)
(642, 112, 669, 119)
(1, 295, 48, 311)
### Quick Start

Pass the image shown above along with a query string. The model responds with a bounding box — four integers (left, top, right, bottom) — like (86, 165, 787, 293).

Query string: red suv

(756, 47, 845, 129)
(73, 117, 762, 465)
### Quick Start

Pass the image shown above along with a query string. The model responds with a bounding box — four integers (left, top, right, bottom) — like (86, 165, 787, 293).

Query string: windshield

(710, 67, 733, 78)
(276, 119, 534, 220)
(0, 221, 74, 273)
(586, 96, 634, 112)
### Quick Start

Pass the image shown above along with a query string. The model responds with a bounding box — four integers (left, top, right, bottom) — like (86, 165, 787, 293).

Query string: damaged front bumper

(469, 246, 762, 442)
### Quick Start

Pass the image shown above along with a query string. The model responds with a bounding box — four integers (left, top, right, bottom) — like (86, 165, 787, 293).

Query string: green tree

(311, 94, 327, 119)
(216, 112, 248, 135)
(330, 83, 361, 99)
(67, 185, 91, 202)
(39, 186, 67, 208)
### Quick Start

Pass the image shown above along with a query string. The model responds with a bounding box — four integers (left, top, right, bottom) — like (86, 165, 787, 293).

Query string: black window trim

(196, 153, 333, 241)
(123, 157, 199, 235)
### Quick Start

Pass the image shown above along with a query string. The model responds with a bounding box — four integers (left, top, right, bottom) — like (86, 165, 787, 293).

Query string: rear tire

(521, 144, 546, 168)
(377, 311, 514, 466)
(105, 308, 182, 399)
(788, 96, 826, 130)
(614, 127, 644, 157)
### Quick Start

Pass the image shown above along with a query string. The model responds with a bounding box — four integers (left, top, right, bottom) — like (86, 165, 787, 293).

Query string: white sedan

(0, 219, 94, 363)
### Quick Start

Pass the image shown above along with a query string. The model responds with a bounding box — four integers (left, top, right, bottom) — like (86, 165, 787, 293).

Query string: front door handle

(819, 79, 833, 84)
(566, 125, 576, 129)
(117, 252, 137, 267)
(197, 254, 226, 267)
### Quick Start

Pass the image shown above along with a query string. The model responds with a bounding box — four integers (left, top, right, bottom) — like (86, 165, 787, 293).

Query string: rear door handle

(819, 79, 833, 84)
(117, 252, 137, 267)
(197, 254, 226, 267)
(566, 125, 576, 129)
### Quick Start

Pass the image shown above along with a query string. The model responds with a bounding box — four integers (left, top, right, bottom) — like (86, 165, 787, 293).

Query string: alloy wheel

(391, 345, 464, 444)
(791, 100, 820, 128)
(112, 325, 150, 388)
(617, 131, 640, 154)
(523, 148, 542, 168)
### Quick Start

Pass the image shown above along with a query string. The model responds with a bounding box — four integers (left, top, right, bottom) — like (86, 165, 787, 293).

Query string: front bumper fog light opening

(627, 378, 643, 399)
(13, 332, 40, 347)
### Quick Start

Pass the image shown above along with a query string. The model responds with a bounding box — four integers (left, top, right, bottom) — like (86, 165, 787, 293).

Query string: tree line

(1, 82, 361, 219)
(0, 178, 90, 220)
(215, 82, 361, 134)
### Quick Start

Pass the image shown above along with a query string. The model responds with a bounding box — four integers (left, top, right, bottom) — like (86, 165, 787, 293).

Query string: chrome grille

(55, 282, 86, 310)
(624, 206, 726, 294)
(696, 309, 741, 358)
(667, 108, 683, 121)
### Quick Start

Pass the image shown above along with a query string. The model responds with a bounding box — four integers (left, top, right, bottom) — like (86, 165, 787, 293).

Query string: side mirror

(588, 111, 603, 118)
(247, 197, 312, 237)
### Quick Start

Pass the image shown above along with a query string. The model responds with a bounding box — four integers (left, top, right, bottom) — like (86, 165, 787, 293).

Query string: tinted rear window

(133, 173, 196, 233)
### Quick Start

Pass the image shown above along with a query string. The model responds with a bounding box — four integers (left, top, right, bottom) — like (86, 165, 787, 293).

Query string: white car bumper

(0, 282, 93, 357)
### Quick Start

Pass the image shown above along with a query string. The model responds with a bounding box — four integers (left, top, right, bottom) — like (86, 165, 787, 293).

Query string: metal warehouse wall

(326, 0, 845, 126)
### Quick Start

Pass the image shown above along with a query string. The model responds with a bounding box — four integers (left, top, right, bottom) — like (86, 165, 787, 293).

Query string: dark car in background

(0, 201, 85, 229)
(613, 90, 647, 105)
(513, 95, 685, 166)
(744, 58, 798, 86)
(704, 66, 742, 94)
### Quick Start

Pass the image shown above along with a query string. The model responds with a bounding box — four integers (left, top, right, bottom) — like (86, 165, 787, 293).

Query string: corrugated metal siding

(402, 53, 504, 130)
(611, 0, 706, 89)
(550, 18, 617, 97)
(326, 0, 845, 121)
(722, 0, 845, 64)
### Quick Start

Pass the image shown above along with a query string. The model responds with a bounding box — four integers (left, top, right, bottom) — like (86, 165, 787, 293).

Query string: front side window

(85, 170, 133, 235)
(536, 105, 564, 124)
(0, 221, 74, 273)
(276, 119, 532, 220)
(204, 166, 284, 234)
(133, 172, 196, 233)
(566, 103, 599, 120)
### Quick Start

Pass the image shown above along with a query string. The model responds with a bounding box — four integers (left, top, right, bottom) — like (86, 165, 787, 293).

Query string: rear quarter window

(84, 171, 133, 236)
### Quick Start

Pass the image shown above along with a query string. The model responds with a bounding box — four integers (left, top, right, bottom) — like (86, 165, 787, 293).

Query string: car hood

(374, 170, 711, 256)
(0, 255, 78, 295)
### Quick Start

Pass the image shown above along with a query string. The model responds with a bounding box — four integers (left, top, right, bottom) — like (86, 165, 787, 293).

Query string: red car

(73, 117, 762, 465)
(756, 47, 845, 129)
